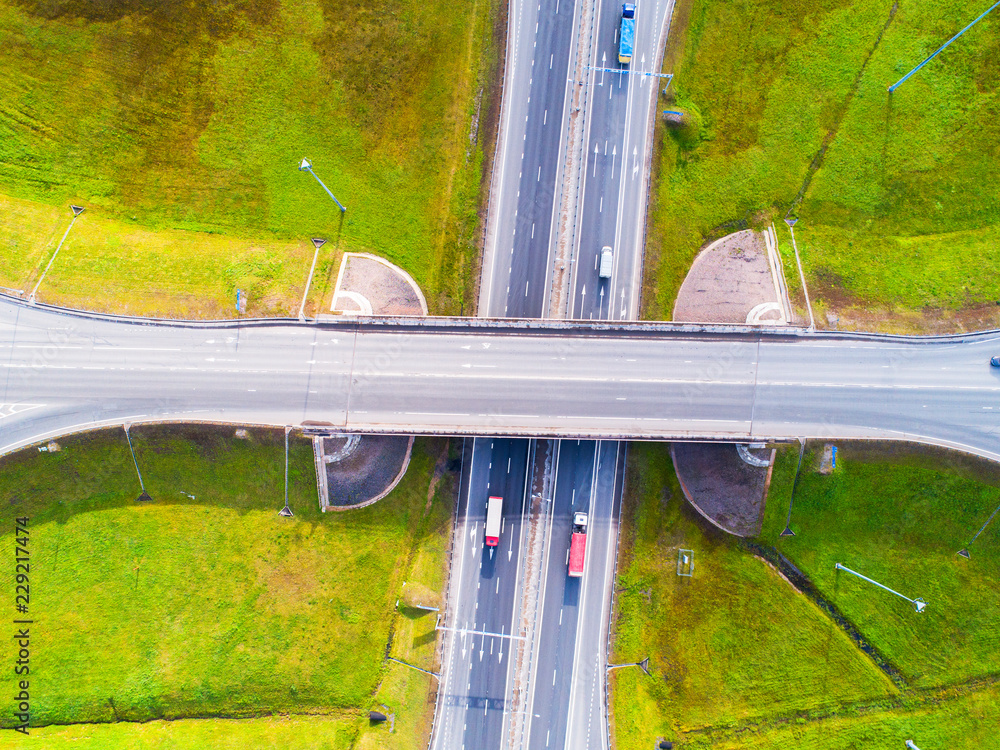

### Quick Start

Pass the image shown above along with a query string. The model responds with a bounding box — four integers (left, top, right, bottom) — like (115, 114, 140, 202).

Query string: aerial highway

(572, 0, 673, 323)
(528, 0, 678, 744)
(2, 297, 999, 462)
(438, 0, 582, 738)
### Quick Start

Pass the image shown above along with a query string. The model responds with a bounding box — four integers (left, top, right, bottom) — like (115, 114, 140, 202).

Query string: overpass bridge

(2, 296, 999, 462)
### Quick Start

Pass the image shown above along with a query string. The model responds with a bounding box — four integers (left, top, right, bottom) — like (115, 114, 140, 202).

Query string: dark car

(992, 356, 1000, 367)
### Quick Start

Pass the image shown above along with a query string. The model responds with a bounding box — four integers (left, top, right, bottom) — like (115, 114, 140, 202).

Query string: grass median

(0, 0, 502, 316)
(644, 0, 1000, 331)
(0, 426, 456, 746)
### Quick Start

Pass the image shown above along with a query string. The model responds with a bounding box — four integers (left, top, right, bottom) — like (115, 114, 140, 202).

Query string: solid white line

(93, 346, 182, 351)
(561, 443, 601, 744)
(521, 439, 560, 747)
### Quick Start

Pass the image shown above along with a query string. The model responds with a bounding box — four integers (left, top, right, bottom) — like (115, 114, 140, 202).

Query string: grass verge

(611, 441, 1000, 748)
(0, 0, 502, 316)
(0, 715, 359, 749)
(609, 443, 896, 747)
(644, 0, 1000, 331)
(0, 426, 456, 743)
(760, 442, 1000, 689)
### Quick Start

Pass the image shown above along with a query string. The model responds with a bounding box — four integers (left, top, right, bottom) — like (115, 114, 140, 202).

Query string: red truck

(485, 495, 503, 547)
(568, 512, 589, 577)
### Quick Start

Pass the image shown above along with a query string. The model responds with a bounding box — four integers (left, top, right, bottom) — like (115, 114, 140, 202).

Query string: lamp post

(780, 437, 806, 537)
(29, 205, 85, 303)
(123, 423, 151, 502)
(834, 563, 926, 613)
(279, 426, 294, 517)
(299, 158, 346, 212)
(783, 218, 815, 330)
(888, 1, 1000, 93)
(297, 238, 327, 321)
(957, 498, 1000, 559)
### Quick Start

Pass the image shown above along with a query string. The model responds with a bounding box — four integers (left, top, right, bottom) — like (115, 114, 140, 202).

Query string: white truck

(599, 246, 613, 278)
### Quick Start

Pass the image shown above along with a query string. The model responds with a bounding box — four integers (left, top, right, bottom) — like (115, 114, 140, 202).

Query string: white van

(599, 246, 613, 278)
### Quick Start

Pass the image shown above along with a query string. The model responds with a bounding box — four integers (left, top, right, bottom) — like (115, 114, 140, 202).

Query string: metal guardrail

(4, 293, 998, 343)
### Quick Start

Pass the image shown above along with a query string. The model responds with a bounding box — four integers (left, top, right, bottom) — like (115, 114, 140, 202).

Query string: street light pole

(123, 423, 151, 502)
(279, 426, 294, 517)
(957, 498, 1000, 559)
(780, 437, 806, 537)
(299, 158, 346, 212)
(784, 218, 815, 330)
(30, 205, 85, 303)
(834, 563, 927, 613)
(888, 1, 1000, 93)
(297, 238, 327, 321)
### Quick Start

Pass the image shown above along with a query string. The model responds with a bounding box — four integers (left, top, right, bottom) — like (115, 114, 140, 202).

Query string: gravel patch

(671, 443, 772, 537)
(322, 434, 413, 510)
(672, 229, 784, 536)
(332, 253, 427, 316)
(673, 229, 781, 324)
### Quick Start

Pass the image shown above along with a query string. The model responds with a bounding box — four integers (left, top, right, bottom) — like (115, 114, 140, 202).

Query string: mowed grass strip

(644, 0, 1000, 330)
(760, 443, 1000, 689)
(691, 681, 1000, 749)
(0, 715, 358, 749)
(0, 427, 455, 729)
(0, 0, 499, 315)
(610, 443, 895, 747)
(0, 194, 318, 318)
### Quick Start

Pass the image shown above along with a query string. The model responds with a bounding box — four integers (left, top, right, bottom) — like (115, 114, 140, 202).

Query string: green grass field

(0, 0, 501, 316)
(610, 443, 896, 746)
(0, 427, 455, 747)
(610, 442, 1000, 748)
(645, 0, 1000, 331)
(760, 443, 1000, 689)
(0, 716, 359, 749)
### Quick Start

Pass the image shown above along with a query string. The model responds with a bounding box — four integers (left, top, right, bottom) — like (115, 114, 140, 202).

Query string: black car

(992, 356, 1000, 367)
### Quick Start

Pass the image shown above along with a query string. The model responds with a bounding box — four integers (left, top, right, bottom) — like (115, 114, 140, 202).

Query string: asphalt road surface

(432, 438, 532, 750)
(479, 0, 576, 319)
(4, 299, 999, 463)
(572, 0, 674, 324)
(442, 0, 582, 739)
(524, 440, 624, 750)
(534, 0, 677, 746)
